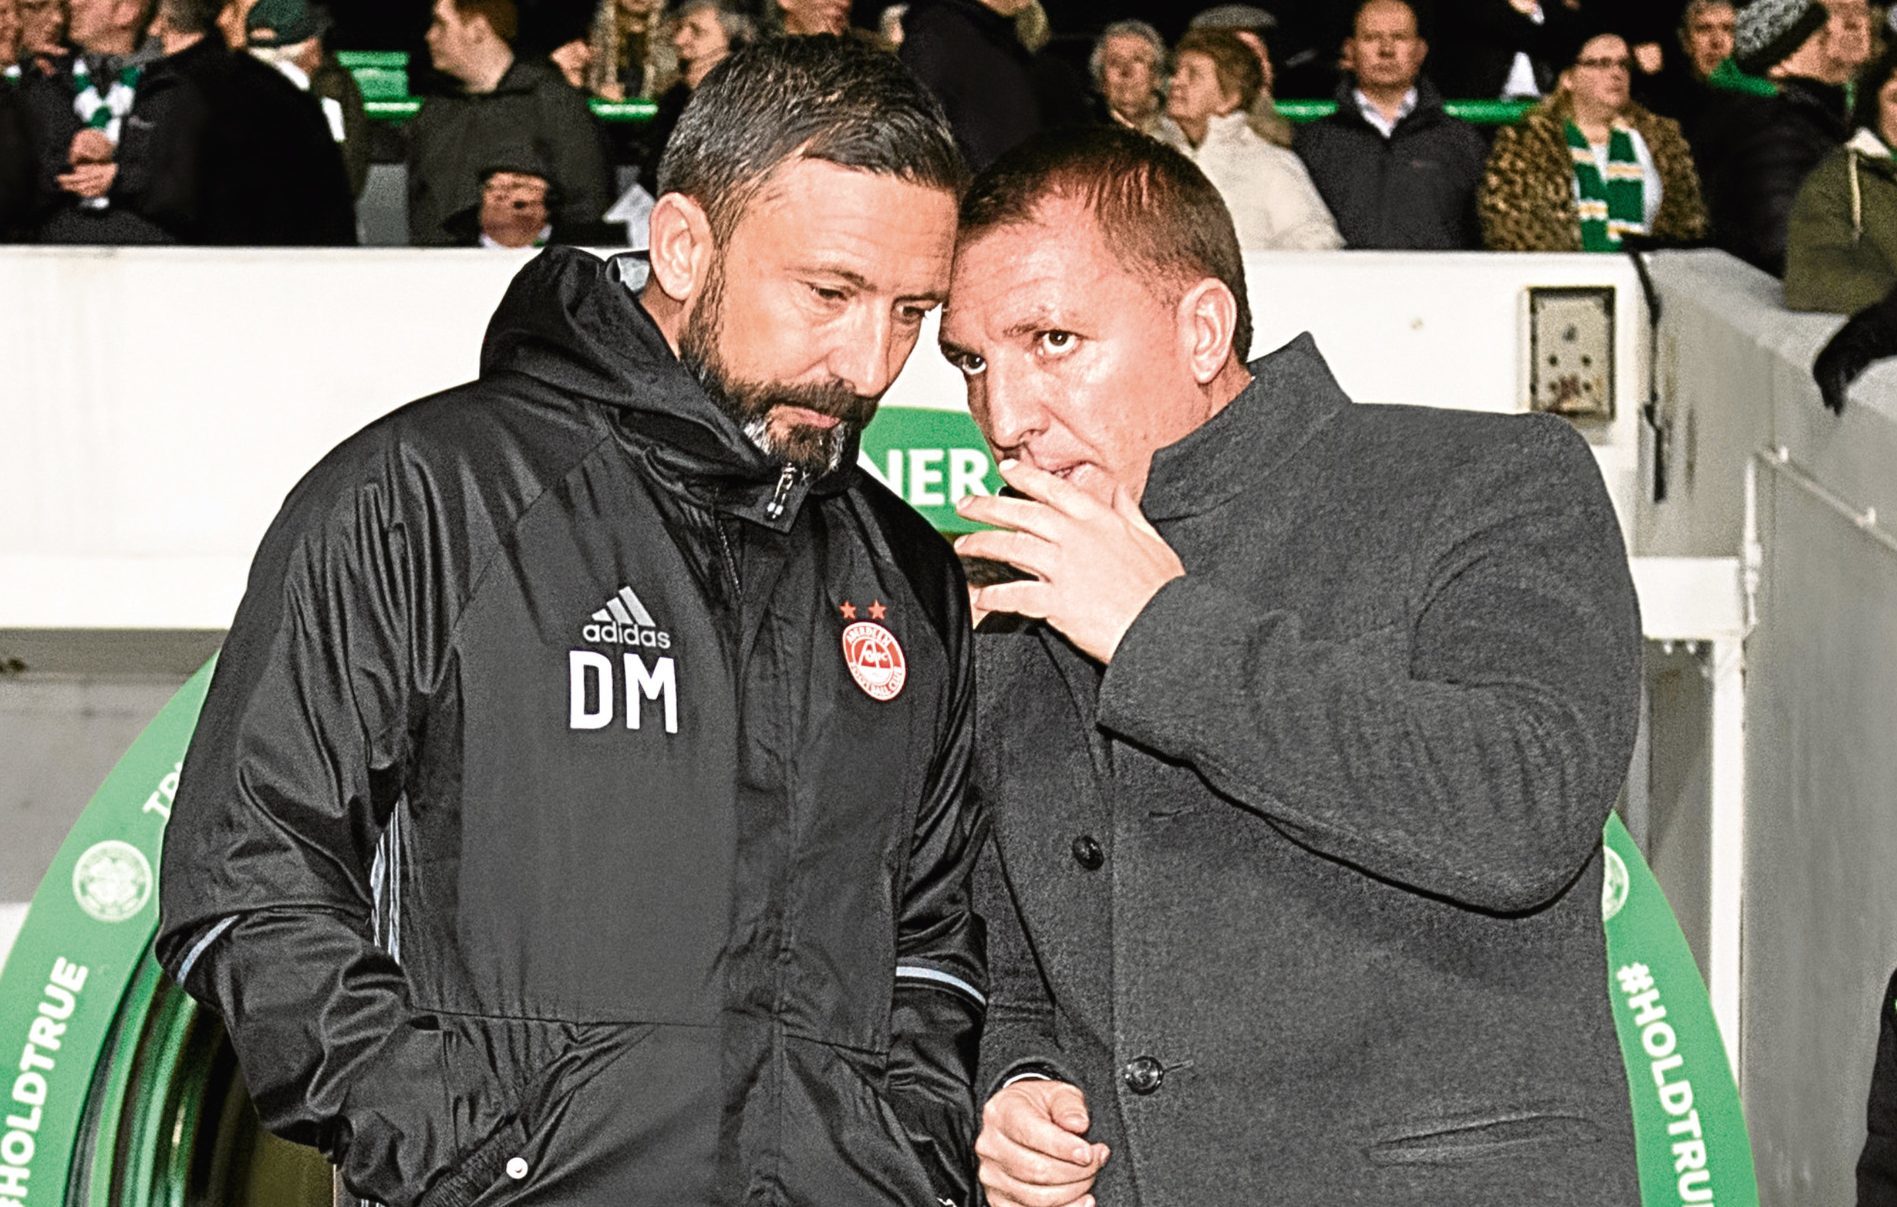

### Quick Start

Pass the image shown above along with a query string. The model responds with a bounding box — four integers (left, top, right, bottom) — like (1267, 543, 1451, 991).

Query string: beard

(678, 257, 881, 476)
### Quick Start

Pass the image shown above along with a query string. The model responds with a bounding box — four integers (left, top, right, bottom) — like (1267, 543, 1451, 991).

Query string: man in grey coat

(942, 124, 1643, 1206)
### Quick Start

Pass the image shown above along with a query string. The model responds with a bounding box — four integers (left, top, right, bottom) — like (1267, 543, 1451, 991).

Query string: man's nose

(825, 307, 900, 399)
(973, 361, 1046, 453)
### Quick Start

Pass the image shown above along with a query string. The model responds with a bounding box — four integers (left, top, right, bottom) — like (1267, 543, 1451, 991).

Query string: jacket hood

(479, 247, 860, 522)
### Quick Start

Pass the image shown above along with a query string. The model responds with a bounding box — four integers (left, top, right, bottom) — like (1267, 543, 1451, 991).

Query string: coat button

(1071, 835, 1104, 870)
(505, 1157, 529, 1180)
(1122, 1055, 1165, 1095)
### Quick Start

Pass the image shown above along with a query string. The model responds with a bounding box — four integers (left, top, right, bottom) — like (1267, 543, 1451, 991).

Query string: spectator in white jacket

(1161, 27, 1343, 250)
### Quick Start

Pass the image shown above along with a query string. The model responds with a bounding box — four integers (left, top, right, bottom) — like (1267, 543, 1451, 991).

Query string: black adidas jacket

(156, 247, 986, 1207)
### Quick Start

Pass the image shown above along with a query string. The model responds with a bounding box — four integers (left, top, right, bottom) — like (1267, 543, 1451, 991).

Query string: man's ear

(1415, 37, 1429, 68)
(646, 192, 716, 307)
(1176, 277, 1240, 385)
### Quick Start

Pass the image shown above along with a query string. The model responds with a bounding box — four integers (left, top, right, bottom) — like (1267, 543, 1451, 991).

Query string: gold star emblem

(868, 601, 887, 621)
(839, 602, 858, 620)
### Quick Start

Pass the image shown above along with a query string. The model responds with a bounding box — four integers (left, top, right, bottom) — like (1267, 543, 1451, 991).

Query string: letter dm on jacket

(569, 582, 680, 734)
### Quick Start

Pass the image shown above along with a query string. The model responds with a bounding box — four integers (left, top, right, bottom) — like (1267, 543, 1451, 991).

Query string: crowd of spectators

(2, 0, 1895, 351)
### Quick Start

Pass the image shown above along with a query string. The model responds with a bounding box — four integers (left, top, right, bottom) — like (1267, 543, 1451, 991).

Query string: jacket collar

(1138, 333, 1350, 523)
(1332, 74, 1446, 132)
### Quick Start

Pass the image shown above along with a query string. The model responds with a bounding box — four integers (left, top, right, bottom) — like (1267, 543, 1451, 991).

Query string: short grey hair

(1088, 19, 1167, 88)
(675, 0, 757, 48)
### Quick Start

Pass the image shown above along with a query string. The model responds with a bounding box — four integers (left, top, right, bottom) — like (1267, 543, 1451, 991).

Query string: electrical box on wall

(1528, 286, 1616, 421)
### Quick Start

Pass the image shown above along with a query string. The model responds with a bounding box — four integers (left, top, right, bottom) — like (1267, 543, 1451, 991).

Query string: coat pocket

(1364, 1110, 1602, 1166)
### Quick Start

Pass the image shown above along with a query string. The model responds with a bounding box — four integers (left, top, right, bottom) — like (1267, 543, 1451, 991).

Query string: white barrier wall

(0, 246, 1647, 655)
(1646, 253, 1897, 1207)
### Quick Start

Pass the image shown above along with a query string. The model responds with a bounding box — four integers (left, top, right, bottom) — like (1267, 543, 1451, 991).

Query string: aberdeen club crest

(842, 615, 907, 702)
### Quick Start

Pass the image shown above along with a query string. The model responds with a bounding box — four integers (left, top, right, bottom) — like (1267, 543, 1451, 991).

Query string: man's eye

(946, 351, 986, 377)
(897, 304, 930, 326)
(808, 284, 847, 303)
(1039, 331, 1077, 354)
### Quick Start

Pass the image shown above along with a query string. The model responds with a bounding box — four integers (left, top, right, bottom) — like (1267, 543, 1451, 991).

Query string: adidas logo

(582, 585, 672, 649)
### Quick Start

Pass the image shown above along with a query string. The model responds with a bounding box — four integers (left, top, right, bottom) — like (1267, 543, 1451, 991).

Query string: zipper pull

(764, 464, 801, 521)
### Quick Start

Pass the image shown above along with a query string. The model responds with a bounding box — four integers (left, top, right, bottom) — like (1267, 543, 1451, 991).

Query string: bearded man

(157, 36, 987, 1207)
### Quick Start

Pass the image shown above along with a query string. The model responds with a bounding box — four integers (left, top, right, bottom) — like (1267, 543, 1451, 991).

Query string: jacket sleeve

(539, 80, 612, 232)
(1094, 414, 1641, 915)
(155, 445, 509, 1207)
(1260, 150, 1345, 250)
(1649, 116, 1710, 245)
(969, 832, 1073, 1098)
(886, 597, 988, 1205)
(1859, 967, 1897, 1205)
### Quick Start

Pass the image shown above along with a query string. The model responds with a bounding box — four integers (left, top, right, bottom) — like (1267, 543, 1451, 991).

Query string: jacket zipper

(764, 464, 801, 521)
(715, 518, 742, 603)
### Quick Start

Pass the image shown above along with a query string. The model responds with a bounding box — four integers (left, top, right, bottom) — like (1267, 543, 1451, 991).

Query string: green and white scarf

(1567, 120, 1646, 252)
(68, 56, 142, 212)
(70, 56, 141, 143)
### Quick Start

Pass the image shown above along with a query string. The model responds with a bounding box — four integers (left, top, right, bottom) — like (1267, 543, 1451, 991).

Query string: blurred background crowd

(0, 0, 1891, 325)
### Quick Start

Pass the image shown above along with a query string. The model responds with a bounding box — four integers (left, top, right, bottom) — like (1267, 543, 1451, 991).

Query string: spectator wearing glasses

(1296, 0, 1488, 250)
(1089, 18, 1171, 139)
(1160, 27, 1341, 250)
(1698, 0, 1847, 274)
(1481, 28, 1709, 252)
(406, 0, 611, 247)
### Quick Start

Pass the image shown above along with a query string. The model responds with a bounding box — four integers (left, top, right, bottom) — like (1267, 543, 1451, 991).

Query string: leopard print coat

(1479, 95, 1710, 252)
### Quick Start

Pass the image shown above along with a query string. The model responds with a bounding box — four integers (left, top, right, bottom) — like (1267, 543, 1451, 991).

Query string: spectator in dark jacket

(1433, 0, 1588, 101)
(1088, 19, 1171, 138)
(1, 0, 35, 239)
(639, 0, 752, 193)
(244, 0, 370, 200)
(900, 0, 1047, 172)
(407, 0, 611, 246)
(151, 0, 355, 245)
(1698, 0, 1848, 274)
(17, 0, 198, 243)
(1860, 966, 1897, 1204)
(1296, 0, 1487, 249)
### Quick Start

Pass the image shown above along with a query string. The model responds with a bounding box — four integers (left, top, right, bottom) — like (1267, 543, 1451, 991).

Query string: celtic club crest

(1601, 845, 1630, 921)
(72, 839, 154, 923)
(842, 621, 907, 702)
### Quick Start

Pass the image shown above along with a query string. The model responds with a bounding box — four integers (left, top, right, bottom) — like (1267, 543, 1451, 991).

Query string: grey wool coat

(972, 334, 1643, 1205)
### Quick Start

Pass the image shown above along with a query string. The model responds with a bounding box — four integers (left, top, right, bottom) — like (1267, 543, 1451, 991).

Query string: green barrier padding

(1276, 97, 1533, 125)
(0, 427, 1756, 1203)
(1603, 814, 1759, 1205)
(362, 97, 659, 124)
(0, 659, 213, 1205)
(858, 406, 999, 534)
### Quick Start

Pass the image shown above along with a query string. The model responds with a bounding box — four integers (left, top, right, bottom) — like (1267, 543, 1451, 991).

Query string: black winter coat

(157, 248, 986, 1207)
(1698, 75, 1849, 275)
(899, 0, 1043, 172)
(163, 39, 356, 246)
(0, 81, 33, 240)
(1294, 78, 1488, 250)
(1863, 967, 1897, 1204)
(404, 58, 611, 247)
(17, 47, 200, 243)
(974, 336, 1641, 1205)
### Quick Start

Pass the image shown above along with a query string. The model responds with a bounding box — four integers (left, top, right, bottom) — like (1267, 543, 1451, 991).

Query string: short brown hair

(959, 125, 1253, 363)
(453, 0, 517, 44)
(1174, 27, 1264, 112)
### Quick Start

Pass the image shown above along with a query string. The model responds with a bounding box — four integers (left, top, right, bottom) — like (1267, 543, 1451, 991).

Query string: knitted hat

(1188, 5, 1278, 35)
(1733, 0, 1827, 75)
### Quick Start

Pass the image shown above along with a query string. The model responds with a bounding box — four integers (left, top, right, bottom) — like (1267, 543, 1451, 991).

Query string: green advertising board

(0, 407, 1756, 1203)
